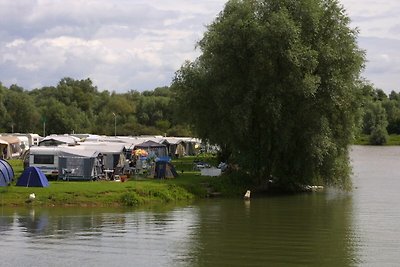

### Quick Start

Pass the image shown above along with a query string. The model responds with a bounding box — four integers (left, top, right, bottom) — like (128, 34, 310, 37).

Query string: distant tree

(0, 83, 9, 132)
(388, 90, 400, 101)
(3, 85, 40, 133)
(40, 99, 81, 134)
(0, 77, 195, 136)
(173, 0, 365, 190)
(56, 77, 97, 112)
(370, 126, 388, 145)
(362, 102, 388, 145)
(136, 94, 172, 128)
(382, 100, 400, 134)
(373, 89, 388, 101)
(166, 125, 192, 137)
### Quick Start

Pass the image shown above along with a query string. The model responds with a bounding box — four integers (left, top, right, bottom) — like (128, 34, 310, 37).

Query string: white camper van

(29, 146, 60, 177)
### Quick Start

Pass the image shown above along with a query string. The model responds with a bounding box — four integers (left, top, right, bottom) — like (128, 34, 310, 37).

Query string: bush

(369, 126, 388, 145)
(120, 192, 141, 206)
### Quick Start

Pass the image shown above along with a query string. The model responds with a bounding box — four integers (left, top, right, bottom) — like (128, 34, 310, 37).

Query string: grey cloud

(6, 0, 397, 94)
(1, 1, 182, 40)
(389, 24, 400, 35)
(358, 36, 400, 91)
(0, 0, 225, 92)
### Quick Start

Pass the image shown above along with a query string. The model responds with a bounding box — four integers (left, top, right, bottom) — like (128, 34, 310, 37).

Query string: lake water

(1, 146, 400, 266)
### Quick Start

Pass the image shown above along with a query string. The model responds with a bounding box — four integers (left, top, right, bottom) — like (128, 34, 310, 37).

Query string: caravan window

(34, 155, 54, 164)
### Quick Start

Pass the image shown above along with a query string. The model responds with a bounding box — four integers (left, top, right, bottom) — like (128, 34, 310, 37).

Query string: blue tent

(0, 159, 14, 186)
(17, 167, 49, 187)
(154, 160, 178, 179)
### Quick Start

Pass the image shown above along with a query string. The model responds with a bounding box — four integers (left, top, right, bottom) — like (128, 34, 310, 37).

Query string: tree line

(360, 83, 400, 145)
(0, 77, 191, 137)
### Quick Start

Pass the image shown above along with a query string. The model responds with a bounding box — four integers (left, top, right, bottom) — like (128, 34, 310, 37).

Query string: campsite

(27, 134, 200, 180)
(0, 133, 232, 207)
(0, 155, 228, 207)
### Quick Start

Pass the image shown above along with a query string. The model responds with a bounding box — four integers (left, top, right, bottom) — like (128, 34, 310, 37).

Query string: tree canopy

(0, 79, 190, 137)
(172, 0, 365, 190)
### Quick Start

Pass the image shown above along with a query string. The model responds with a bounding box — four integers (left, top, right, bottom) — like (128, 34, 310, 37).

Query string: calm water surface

(1, 146, 400, 266)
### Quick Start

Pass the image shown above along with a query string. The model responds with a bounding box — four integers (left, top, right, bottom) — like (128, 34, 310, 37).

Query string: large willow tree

(172, 0, 364, 190)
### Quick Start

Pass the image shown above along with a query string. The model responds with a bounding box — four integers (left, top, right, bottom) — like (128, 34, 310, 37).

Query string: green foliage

(369, 127, 388, 145)
(120, 192, 142, 206)
(209, 171, 254, 197)
(361, 101, 389, 145)
(172, 0, 364, 190)
(357, 81, 400, 145)
(166, 124, 192, 137)
(1, 86, 40, 132)
(0, 78, 193, 136)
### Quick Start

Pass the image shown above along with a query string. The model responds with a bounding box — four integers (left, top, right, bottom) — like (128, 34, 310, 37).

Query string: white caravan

(29, 146, 60, 177)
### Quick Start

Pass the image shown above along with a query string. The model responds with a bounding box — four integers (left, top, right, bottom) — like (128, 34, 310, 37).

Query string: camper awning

(58, 146, 100, 158)
(0, 139, 8, 145)
(0, 136, 20, 144)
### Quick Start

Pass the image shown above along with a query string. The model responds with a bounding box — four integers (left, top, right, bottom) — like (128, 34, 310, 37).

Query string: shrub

(120, 192, 141, 206)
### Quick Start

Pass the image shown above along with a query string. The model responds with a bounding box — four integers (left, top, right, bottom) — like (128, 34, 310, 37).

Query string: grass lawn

(387, 134, 400, 145)
(0, 179, 195, 207)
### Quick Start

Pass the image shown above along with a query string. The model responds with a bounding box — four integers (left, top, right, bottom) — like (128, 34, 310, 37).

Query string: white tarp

(200, 168, 222, 177)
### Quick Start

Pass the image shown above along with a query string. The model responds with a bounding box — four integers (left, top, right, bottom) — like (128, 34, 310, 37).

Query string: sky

(0, 0, 399, 93)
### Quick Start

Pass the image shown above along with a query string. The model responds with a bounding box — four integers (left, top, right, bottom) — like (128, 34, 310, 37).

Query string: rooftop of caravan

(38, 134, 202, 149)
(30, 145, 99, 158)
(39, 135, 79, 146)
(77, 142, 126, 154)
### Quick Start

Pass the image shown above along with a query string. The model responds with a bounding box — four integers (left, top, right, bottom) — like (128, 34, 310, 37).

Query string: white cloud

(0, 0, 399, 93)
(340, 0, 400, 92)
(0, 0, 225, 92)
(357, 36, 400, 91)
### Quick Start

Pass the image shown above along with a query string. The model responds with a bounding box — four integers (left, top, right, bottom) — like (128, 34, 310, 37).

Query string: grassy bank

(1, 155, 249, 207)
(354, 134, 400, 145)
(0, 180, 194, 207)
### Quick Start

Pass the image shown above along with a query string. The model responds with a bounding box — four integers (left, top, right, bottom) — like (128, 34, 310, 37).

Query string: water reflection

(1, 146, 400, 266)
(193, 192, 356, 267)
(350, 146, 400, 265)
(0, 193, 358, 266)
(0, 206, 200, 267)
(17, 209, 49, 235)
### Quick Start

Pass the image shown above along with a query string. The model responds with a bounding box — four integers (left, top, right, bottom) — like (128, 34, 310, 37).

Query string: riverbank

(1, 157, 249, 207)
(0, 179, 195, 207)
(354, 134, 400, 145)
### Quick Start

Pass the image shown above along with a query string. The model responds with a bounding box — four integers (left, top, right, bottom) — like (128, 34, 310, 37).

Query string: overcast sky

(0, 0, 399, 93)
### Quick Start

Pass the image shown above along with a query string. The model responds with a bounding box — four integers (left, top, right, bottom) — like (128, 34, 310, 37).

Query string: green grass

(387, 134, 400, 145)
(173, 154, 218, 172)
(0, 179, 195, 207)
(353, 134, 370, 145)
(8, 159, 24, 178)
(354, 134, 400, 145)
